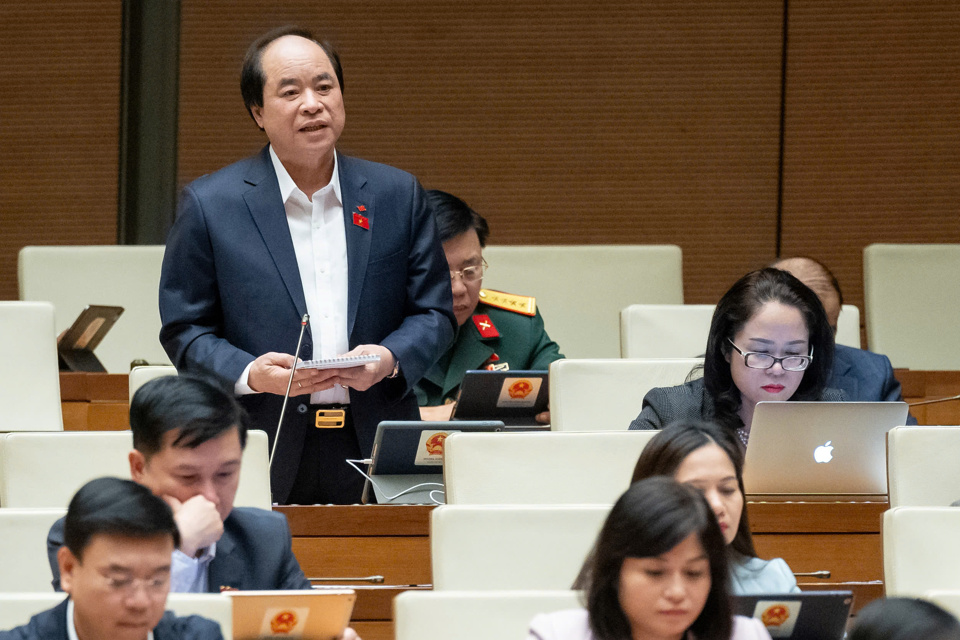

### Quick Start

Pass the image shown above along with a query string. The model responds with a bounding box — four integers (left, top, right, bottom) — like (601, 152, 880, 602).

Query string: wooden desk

(275, 505, 432, 640)
(278, 500, 886, 639)
(59, 372, 129, 430)
(748, 499, 887, 612)
(896, 369, 960, 425)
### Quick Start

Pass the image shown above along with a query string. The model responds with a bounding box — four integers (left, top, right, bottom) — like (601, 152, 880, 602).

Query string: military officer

(416, 190, 563, 422)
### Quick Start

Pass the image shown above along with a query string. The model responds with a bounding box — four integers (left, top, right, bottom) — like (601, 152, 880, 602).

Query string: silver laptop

(743, 401, 909, 497)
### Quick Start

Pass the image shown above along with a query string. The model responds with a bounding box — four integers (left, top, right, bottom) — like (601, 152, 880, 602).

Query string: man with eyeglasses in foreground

(416, 190, 564, 423)
(0, 476, 223, 640)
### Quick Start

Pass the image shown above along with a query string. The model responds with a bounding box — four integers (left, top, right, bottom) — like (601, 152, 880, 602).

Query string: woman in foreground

(527, 476, 771, 640)
(631, 420, 799, 594)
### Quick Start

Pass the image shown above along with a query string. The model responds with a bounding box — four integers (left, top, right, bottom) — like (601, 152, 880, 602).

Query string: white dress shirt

(235, 147, 350, 405)
(169, 544, 217, 594)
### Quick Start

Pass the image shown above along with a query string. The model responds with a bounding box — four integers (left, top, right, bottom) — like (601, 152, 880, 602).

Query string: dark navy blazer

(830, 344, 918, 425)
(0, 598, 223, 640)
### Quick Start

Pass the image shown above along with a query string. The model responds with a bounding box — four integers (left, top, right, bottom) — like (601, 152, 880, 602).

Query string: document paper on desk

(295, 354, 380, 370)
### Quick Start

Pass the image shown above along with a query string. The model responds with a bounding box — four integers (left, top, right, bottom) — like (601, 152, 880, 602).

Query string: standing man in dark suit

(48, 375, 315, 594)
(772, 257, 917, 424)
(3, 477, 223, 640)
(159, 27, 456, 504)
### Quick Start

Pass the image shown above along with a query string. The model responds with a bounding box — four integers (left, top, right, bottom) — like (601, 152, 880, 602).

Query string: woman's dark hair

(849, 598, 960, 640)
(583, 476, 732, 640)
(703, 267, 834, 435)
(426, 189, 490, 246)
(631, 420, 756, 558)
(64, 477, 180, 560)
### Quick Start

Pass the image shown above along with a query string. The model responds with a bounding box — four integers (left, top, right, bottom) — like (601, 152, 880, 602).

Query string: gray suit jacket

(0, 599, 222, 640)
(628, 377, 846, 430)
(47, 507, 310, 593)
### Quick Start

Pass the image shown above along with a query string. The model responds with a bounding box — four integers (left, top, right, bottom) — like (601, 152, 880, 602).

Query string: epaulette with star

(478, 289, 536, 316)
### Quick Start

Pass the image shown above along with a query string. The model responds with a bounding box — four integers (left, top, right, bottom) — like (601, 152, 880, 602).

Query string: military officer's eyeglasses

(727, 339, 813, 371)
(451, 259, 488, 283)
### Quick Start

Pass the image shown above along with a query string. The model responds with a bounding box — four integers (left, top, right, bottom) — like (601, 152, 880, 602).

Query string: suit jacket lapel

(338, 154, 374, 338)
(243, 146, 308, 318)
(831, 346, 858, 397)
(207, 525, 243, 592)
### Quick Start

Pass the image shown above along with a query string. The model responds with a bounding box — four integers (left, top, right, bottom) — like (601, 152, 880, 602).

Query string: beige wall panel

(781, 0, 960, 316)
(178, 1, 784, 304)
(0, 2, 121, 301)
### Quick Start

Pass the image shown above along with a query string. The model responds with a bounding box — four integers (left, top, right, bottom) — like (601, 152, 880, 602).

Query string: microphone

(269, 314, 310, 470)
(908, 394, 960, 407)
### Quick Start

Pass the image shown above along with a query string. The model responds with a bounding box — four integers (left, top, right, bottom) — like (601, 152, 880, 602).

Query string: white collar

(268, 146, 341, 205)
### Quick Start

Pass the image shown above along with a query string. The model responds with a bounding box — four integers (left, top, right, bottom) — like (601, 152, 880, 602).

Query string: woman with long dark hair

(528, 476, 770, 640)
(631, 420, 799, 594)
(629, 268, 843, 447)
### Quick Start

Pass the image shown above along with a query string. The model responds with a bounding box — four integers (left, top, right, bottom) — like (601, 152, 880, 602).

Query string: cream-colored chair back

(864, 244, 960, 369)
(394, 590, 581, 640)
(835, 304, 861, 350)
(924, 590, 960, 621)
(0, 302, 62, 432)
(443, 431, 655, 504)
(882, 507, 960, 596)
(549, 358, 702, 431)
(165, 593, 232, 638)
(0, 593, 231, 637)
(0, 594, 65, 628)
(0, 509, 67, 592)
(620, 304, 714, 358)
(129, 365, 178, 403)
(482, 245, 683, 359)
(620, 303, 861, 358)
(0, 431, 272, 509)
(431, 505, 609, 590)
(18, 245, 170, 373)
(887, 426, 960, 507)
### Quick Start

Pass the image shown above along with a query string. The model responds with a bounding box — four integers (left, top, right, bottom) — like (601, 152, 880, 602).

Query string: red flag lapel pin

(352, 206, 369, 230)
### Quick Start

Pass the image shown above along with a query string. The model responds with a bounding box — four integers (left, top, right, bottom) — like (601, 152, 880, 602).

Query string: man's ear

(251, 105, 264, 130)
(58, 546, 78, 593)
(129, 450, 147, 481)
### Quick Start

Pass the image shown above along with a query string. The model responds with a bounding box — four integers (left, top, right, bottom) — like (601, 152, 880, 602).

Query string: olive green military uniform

(415, 290, 564, 406)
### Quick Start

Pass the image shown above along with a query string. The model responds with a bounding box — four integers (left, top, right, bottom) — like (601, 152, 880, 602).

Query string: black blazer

(628, 377, 846, 430)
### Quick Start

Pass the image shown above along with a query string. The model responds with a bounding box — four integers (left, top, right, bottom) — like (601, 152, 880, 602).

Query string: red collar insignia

(472, 314, 500, 338)
(352, 211, 369, 230)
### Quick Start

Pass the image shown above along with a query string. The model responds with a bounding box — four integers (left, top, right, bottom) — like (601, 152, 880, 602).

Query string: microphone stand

(269, 314, 309, 470)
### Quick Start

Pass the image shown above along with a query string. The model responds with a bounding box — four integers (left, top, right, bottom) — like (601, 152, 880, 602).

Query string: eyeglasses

(101, 573, 170, 598)
(727, 339, 813, 371)
(451, 259, 488, 283)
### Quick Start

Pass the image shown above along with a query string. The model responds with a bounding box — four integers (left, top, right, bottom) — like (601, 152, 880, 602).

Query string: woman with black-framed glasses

(629, 268, 844, 447)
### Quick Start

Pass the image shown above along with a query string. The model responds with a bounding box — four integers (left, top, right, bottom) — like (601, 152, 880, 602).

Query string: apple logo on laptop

(813, 441, 834, 464)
